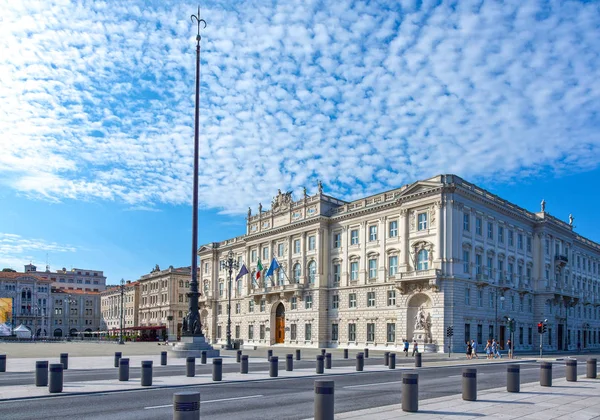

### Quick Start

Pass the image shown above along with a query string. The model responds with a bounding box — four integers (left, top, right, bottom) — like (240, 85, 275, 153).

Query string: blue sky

(1, 0, 599, 284)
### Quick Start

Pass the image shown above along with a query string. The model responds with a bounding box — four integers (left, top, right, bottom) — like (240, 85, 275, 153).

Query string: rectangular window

(333, 264, 340, 286)
(519, 296, 524, 312)
(251, 249, 257, 262)
(308, 236, 316, 250)
(475, 254, 482, 275)
(465, 323, 471, 343)
(476, 217, 482, 235)
(368, 259, 377, 279)
(528, 297, 533, 313)
(477, 290, 483, 307)
(528, 327, 532, 345)
(278, 243, 284, 257)
(465, 288, 470, 305)
(489, 292, 494, 308)
(369, 225, 377, 241)
(305, 295, 313, 309)
(487, 222, 493, 239)
(348, 323, 356, 341)
(305, 323, 312, 341)
(508, 230, 514, 247)
(487, 257, 493, 275)
(217, 305, 222, 315)
(333, 233, 341, 248)
(387, 290, 396, 306)
(332, 294, 339, 309)
(217, 326, 222, 339)
(367, 291, 375, 307)
(350, 262, 359, 281)
(418, 213, 427, 230)
(260, 299, 266, 312)
(350, 229, 359, 245)
(387, 323, 396, 343)
(463, 250, 470, 273)
(349, 293, 357, 308)
(263, 247, 269, 260)
(290, 324, 297, 340)
(463, 213, 470, 232)
(366, 323, 375, 342)
(291, 297, 297, 310)
(260, 324, 265, 340)
(235, 325, 240, 339)
(477, 324, 483, 345)
(545, 239, 550, 255)
(517, 233, 523, 250)
(498, 226, 504, 243)
(294, 239, 301, 254)
(235, 303, 240, 314)
(389, 220, 398, 238)
(331, 323, 338, 341)
(388, 256, 398, 276)
(519, 327, 524, 345)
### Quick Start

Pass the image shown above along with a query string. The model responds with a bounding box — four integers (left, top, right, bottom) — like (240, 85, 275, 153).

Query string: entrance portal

(275, 303, 285, 344)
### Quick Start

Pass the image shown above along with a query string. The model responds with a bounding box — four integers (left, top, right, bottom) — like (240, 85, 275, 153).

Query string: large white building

(198, 175, 600, 352)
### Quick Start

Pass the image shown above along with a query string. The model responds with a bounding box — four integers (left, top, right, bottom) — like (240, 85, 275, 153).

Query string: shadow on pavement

(417, 410, 485, 417)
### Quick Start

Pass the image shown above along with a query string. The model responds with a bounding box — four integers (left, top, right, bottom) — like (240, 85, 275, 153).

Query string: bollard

(540, 362, 552, 387)
(364, 348, 369, 358)
(507, 364, 520, 392)
(566, 359, 577, 382)
(48, 363, 63, 393)
(462, 368, 477, 401)
(587, 358, 597, 379)
(0, 354, 5, 372)
(343, 349, 348, 359)
(236, 350, 242, 363)
(119, 358, 130, 381)
(141, 360, 153, 386)
(267, 349, 273, 361)
(384, 352, 390, 366)
(240, 355, 249, 374)
(201, 351, 207, 365)
(325, 353, 332, 369)
(314, 380, 334, 420)
(296, 349, 301, 361)
(316, 355, 324, 374)
(60, 353, 69, 370)
(356, 353, 364, 371)
(321, 349, 326, 356)
(415, 352, 422, 368)
(161, 351, 167, 366)
(35, 361, 48, 386)
(270, 356, 279, 377)
(212, 358, 222, 381)
(186, 357, 195, 377)
(114, 352, 122, 368)
(173, 391, 200, 420)
(286, 354, 294, 371)
(389, 353, 396, 370)
(402, 372, 419, 412)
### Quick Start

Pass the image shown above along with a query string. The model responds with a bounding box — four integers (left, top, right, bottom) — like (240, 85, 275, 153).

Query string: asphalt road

(0, 358, 588, 420)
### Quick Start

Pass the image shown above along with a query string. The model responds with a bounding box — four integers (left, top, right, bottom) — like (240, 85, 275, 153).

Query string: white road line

(144, 394, 263, 410)
(344, 380, 403, 389)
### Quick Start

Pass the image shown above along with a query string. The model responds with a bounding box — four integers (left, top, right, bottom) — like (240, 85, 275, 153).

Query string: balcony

(395, 269, 441, 294)
(475, 273, 489, 287)
(555, 255, 568, 266)
(250, 282, 304, 298)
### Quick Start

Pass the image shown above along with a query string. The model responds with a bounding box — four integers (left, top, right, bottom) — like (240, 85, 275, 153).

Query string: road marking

(344, 380, 403, 389)
(144, 394, 263, 409)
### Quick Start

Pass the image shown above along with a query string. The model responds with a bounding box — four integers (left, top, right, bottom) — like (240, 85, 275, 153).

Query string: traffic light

(538, 323, 543, 333)
(542, 323, 547, 334)
(446, 326, 454, 337)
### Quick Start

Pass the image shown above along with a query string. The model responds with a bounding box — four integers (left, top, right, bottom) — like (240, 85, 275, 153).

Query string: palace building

(198, 175, 600, 352)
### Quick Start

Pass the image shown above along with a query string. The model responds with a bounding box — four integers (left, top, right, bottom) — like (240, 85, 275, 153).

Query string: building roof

(0, 271, 54, 282)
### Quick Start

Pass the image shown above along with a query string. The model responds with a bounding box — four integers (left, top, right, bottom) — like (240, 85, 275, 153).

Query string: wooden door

(275, 317, 285, 344)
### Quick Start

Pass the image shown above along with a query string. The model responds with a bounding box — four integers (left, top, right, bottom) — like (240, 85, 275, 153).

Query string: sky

(1, 0, 599, 284)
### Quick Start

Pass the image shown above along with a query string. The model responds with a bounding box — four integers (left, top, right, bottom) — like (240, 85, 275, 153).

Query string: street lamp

(220, 250, 239, 350)
(119, 279, 125, 345)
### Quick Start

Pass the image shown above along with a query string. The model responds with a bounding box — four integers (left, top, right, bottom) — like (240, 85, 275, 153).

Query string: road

(0, 357, 589, 420)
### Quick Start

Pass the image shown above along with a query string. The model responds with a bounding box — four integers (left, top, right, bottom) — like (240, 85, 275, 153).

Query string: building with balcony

(198, 175, 600, 352)
(100, 281, 140, 336)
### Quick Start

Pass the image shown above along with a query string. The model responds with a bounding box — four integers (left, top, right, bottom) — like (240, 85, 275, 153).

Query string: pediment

(398, 180, 443, 197)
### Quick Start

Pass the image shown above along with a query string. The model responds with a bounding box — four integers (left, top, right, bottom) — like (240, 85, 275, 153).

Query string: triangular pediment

(399, 179, 443, 197)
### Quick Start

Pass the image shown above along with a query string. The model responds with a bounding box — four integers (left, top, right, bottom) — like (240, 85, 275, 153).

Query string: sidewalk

(327, 377, 600, 419)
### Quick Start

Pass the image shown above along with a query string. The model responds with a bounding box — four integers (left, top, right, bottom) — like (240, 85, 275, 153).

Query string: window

(368, 258, 377, 279)
(463, 250, 470, 273)
(305, 295, 313, 309)
(517, 233, 523, 250)
(331, 323, 338, 341)
(366, 323, 375, 342)
(293, 264, 301, 283)
(528, 297, 533, 313)
(545, 239, 550, 255)
(333, 233, 341, 248)
(308, 236, 316, 251)
(290, 324, 297, 340)
(477, 324, 483, 345)
(463, 213, 470, 232)
(487, 257, 493, 275)
(528, 327, 532, 345)
(260, 299, 266, 312)
(278, 243, 284, 257)
(235, 302, 241, 314)
(291, 297, 297, 310)
(219, 282, 224, 297)
(389, 220, 398, 238)
(248, 324, 254, 339)
(350, 261, 359, 281)
(348, 323, 356, 341)
(489, 292, 494, 308)
(237, 279, 243, 295)
(217, 326, 222, 339)
(475, 217, 482, 235)
(417, 250, 429, 270)
(510, 295, 515, 311)
(465, 323, 471, 342)
(235, 325, 240, 339)
(387, 290, 396, 306)
(350, 229, 359, 245)
(305, 323, 312, 341)
(477, 290, 483, 307)
(465, 288, 470, 305)
(260, 324, 265, 340)
(349, 293, 357, 308)
(487, 222, 493, 239)
(387, 323, 396, 343)
(388, 256, 398, 276)
(332, 295, 339, 309)
(417, 213, 427, 230)
(498, 226, 504, 243)
(369, 225, 377, 242)
(332, 264, 340, 286)
(294, 239, 301, 254)
(251, 249, 257, 262)
(519, 296, 524, 312)
(508, 230, 514, 247)
(475, 254, 482, 275)
(367, 291, 375, 307)
(248, 301, 254, 313)
(308, 261, 316, 284)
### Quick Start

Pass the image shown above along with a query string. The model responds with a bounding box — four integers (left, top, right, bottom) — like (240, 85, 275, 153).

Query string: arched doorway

(275, 303, 285, 344)
(70, 328, 78, 337)
(53, 328, 62, 337)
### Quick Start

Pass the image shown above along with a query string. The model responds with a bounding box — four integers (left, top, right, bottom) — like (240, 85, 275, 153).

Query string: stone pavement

(325, 377, 600, 419)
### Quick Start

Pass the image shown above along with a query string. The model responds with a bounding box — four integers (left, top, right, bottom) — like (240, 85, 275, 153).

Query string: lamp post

(119, 279, 125, 345)
(220, 250, 239, 350)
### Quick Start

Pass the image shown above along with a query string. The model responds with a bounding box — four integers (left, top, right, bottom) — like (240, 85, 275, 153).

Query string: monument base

(170, 336, 220, 358)
(423, 343, 438, 353)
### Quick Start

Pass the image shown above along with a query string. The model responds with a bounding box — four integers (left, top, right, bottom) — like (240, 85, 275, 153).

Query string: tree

(2, 268, 16, 272)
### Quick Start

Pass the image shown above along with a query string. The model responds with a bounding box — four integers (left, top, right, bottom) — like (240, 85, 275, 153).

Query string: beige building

(100, 281, 140, 335)
(26, 264, 107, 292)
(198, 175, 600, 352)
(138, 265, 191, 340)
(50, 288, 101, 337)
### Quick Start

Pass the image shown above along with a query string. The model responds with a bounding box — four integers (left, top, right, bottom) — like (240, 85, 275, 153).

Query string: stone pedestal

(413, 329, 437, 353)
(170, 336, 220, 359)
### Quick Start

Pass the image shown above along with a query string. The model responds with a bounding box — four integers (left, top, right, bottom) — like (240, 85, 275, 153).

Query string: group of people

(466, 338, 514, 359)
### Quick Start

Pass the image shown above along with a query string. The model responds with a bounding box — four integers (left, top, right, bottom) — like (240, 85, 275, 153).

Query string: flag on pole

(265, 258, 280, 278)
(235, 264, 248, 281)
(256, 259, 263, 285)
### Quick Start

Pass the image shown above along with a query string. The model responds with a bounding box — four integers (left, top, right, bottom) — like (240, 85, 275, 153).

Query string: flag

(256, 259, 263, 283)
(265, 258, 280, 278)
(235, 264, 248, 281)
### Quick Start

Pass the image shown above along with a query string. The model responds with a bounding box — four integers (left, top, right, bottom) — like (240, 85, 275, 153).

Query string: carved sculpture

(414, 306, 427, 330)
(569, 214, 574, 226)
(541, 199, 546, 212)
(317, 180, 323, 194)
(271, 190, 293, 213)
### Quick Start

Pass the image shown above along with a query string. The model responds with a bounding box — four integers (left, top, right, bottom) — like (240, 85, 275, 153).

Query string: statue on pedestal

(412, 305, 432, 344)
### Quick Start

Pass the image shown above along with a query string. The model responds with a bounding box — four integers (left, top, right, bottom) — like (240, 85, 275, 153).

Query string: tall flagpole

(184, 7, 206, 337)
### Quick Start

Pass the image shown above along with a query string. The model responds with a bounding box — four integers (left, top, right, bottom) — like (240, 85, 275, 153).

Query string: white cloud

(0, 0, 599, 214)
(0, 232, 77, 270)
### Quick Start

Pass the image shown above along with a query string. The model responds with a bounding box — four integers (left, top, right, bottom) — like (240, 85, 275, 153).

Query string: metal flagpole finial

(191, 6, 207, 43)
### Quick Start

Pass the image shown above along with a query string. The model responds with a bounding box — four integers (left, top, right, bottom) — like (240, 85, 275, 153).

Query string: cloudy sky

(1, 0, 599, 283)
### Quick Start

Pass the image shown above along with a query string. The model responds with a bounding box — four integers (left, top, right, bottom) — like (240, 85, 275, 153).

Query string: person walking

(403, 339, 410, 357)
(485, 340, 492, 359)
(495, 339, 502, 358)
(507, 338, 513, 359)
(491, 339, 498, 359)
(466, 341, 472, 360)
(471, 339, 478, 359)
(412, 340, 419, 356)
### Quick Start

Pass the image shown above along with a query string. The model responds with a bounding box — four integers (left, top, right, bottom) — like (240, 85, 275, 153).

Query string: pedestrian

(507, 339, 513, 359)
(412, 340, 419, 356)
(485, 340, 492, 359)
(491, 339, 498, 359)
(495, 339, 502, 358)
(466, 341, 472, 360)
(403, 339, 409, 357)
(471, 339, 478, 359)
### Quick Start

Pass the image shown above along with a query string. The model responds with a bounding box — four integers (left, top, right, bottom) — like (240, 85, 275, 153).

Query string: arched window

(417, 249, 429, 270)
(293, 264, 301, 283)
(308, 261, 316, 285)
